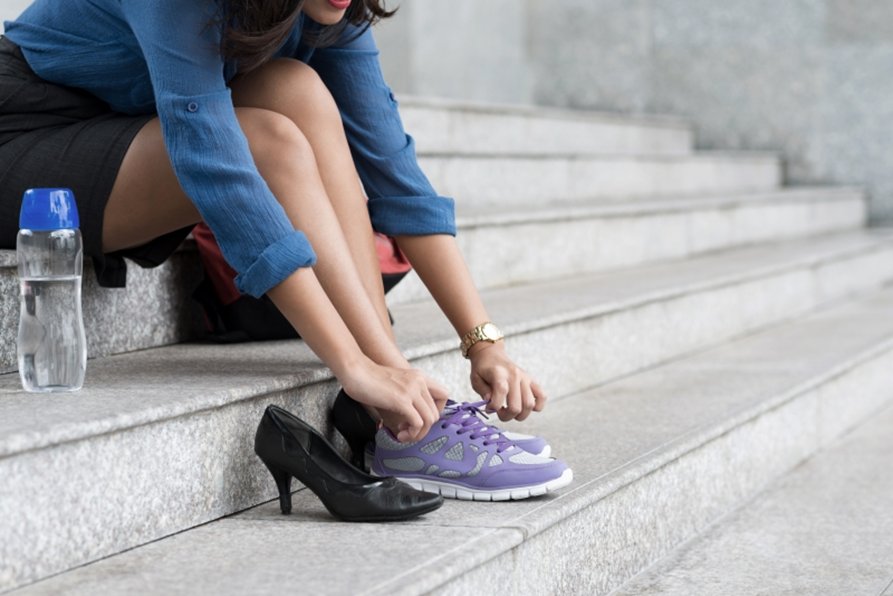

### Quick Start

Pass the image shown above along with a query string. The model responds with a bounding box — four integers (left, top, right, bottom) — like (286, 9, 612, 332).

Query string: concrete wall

(373, 1, 532, 104)
(375, 1, 893, 226)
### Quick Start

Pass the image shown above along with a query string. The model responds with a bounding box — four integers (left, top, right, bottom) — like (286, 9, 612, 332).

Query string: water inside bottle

(17, 275, 86, 392)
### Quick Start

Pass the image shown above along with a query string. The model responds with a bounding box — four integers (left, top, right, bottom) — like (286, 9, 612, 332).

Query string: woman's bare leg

(102, 107, 442, 437)
(230, 59, 395, 341)
(101, 119, 200, 252)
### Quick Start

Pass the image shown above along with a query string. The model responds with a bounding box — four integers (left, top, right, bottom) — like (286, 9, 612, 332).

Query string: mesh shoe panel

(445, 442, 464, 461)
(420, 436, 448, 455)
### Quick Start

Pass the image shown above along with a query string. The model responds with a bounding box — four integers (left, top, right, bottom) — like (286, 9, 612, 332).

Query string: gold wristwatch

(460, 322, 504, 358)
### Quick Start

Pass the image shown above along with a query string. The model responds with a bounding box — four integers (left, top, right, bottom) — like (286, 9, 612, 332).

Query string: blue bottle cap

(19, 188, 80, 231)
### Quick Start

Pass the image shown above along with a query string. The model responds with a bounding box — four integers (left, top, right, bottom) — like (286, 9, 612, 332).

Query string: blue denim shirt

(4, 1, 456, 297)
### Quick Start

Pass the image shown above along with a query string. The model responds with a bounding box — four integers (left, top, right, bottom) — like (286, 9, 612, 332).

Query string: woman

(0, 0, 571, 515)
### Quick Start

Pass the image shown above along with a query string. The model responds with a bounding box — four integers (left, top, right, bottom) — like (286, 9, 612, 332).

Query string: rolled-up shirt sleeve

(121, 0, 316, 297)
(308, 24, 456, 237)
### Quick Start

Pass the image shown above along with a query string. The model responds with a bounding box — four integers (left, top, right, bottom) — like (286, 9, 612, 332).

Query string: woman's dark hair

(221, 0, 395, 73)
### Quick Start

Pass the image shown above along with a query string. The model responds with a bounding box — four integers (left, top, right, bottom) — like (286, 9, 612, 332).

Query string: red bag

(191, 223, 411, 341)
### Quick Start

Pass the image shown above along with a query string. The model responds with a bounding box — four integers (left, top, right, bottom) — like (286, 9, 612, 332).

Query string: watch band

(460, 322, 504, 358)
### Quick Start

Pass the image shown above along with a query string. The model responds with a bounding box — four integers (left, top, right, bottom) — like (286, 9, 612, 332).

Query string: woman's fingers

(387, 369, 448, 442)
(489, 374, 511, 413)
(414, 390, 438, 440)
(425, 376, 450, 415)
(470, 374, 491, 403)
(498, 375, 523, 422)
(515, 379, 536, 421)
(531, 381, 548, 412)
(391, 401, 423, 443)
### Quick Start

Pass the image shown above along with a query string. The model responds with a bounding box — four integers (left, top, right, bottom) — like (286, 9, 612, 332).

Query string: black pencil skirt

(0, 35, 193, 287)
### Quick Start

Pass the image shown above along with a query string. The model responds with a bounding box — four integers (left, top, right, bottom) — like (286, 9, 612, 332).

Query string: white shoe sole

(399, 468, 573, 501)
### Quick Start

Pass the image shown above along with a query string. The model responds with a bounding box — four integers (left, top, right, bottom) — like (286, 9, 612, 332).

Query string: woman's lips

(327, 0, 351, 9)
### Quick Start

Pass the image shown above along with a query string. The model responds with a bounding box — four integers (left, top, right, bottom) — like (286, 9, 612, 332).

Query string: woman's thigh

(102, 106, 317, 254)
(101, 117, 200, 253)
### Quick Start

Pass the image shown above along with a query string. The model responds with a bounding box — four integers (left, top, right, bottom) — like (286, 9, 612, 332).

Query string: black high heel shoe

(254, 405, 443, 522)
(331, 389, 378, 471)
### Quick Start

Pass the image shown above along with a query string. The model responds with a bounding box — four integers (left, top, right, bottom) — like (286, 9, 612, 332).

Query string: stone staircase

(1, 97, 892, 595)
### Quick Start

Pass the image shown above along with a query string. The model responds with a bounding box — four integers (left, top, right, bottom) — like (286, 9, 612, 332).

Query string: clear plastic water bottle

(17, 188, 87, 392)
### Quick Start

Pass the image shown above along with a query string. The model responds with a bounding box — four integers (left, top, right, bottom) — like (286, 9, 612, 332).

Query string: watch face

(481, 322, 501, 340)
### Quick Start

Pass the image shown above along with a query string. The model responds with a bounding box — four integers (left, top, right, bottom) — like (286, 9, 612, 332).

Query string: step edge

(417, 150, 782, 162)
(397, 95, 693, 130)
(455, 187, 866, 228)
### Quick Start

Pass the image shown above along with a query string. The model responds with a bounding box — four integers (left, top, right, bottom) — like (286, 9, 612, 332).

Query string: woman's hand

(468, 342, 547, 422)
(341, 360, 449, 443)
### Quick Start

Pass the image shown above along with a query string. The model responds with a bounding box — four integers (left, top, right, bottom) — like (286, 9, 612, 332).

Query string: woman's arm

(311, 25, 547, 421)
(396, 234, 547, 422)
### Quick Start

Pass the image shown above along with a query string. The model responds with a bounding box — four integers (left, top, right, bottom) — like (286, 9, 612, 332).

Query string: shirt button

(187, 102, 199, 113)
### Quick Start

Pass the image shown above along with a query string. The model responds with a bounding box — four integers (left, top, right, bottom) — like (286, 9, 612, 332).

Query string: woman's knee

(231, 58, 340, 124)
(236, 107, 314, 173)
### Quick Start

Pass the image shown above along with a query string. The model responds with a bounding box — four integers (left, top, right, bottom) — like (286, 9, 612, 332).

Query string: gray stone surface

(9, 506, 522, 596)
(827, 0, 893, 44)
(420, 152, 782, 206)
(527, 0, 655, 113)
(400, 97, 693, 157)
(3, 229, 893, 591)
(615, 403, 893, 596)
(817, 47, 893, 224)
(389, 187, 867, 304)
(11, 285, 893, 596)
(1, 250, 201, 374)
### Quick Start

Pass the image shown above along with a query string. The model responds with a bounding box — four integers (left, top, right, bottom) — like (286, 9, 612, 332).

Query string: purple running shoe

(361, 400, 551, 470)
(371, 401, 572, 501)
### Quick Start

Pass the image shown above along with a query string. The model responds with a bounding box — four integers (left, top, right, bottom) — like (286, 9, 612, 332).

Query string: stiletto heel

(331, 389, 378, 471)
(259, 458, 293, 514)
(254, 404, 443, 522)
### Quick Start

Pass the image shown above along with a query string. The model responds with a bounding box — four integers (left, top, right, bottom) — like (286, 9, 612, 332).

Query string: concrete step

(615, 402, 893, 596)
(2, 229, 893, 591)
(419, 151, 782, 206)
(10, 284, 893, 596)
(0, 249, 201, 375)
(2, 186, 862, 373)
(399, 96, 694, 157)
(389, 186, 867, 304)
